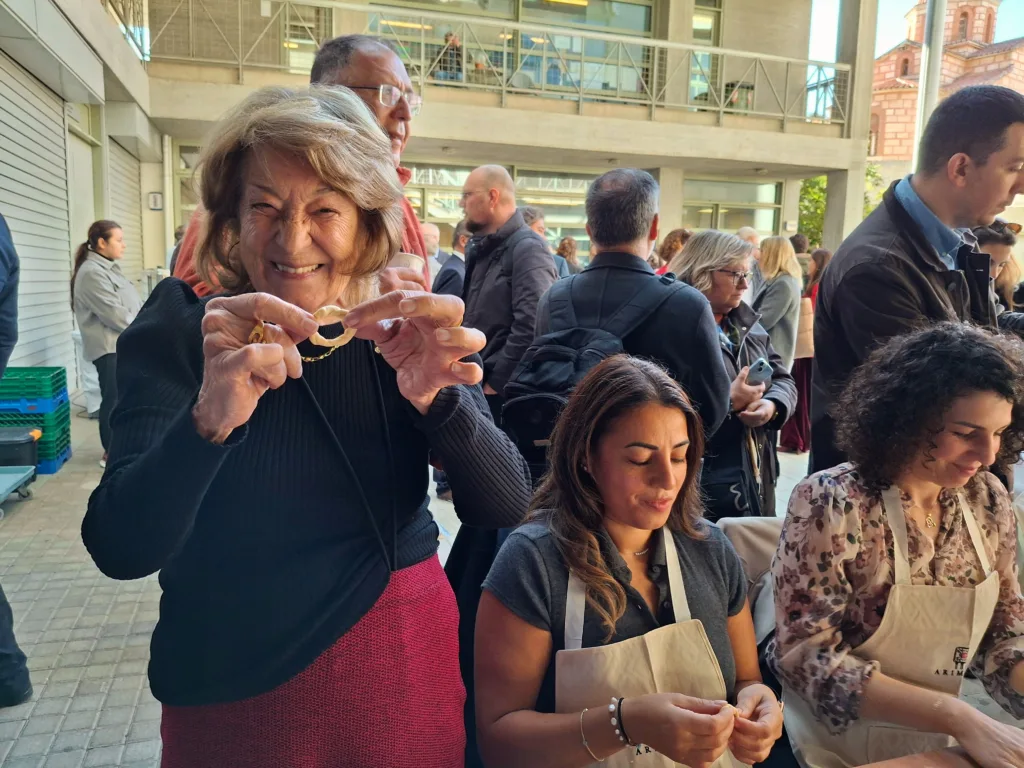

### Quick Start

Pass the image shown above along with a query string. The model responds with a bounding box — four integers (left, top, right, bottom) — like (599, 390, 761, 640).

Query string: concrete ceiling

(152, 117, 835, 181)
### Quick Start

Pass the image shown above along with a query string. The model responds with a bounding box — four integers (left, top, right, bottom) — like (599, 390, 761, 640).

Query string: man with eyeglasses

(173, 34, 432, 294)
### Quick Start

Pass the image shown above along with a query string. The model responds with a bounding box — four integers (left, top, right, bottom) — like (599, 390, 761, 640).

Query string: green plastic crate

(0, 401, 71, 432)
(0, 368, 67, 400)
(38, 428, 71, 460)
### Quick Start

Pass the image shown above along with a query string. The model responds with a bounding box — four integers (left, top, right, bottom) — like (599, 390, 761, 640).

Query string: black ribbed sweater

(82, 279, 532, 706)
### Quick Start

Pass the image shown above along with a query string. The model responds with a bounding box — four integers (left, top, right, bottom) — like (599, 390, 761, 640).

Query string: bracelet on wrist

(615, 696, 635, 746)
(579, 708, 604, 763)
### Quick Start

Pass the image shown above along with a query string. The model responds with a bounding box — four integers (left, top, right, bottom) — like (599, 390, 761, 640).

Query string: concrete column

(655, 0, 694, 107)
(837, 0, 880, 142)
(781, 179, 802, 237)
(654, 167, 686, 235)
(912, 0, 948, 168)
(822, 163, 865, 250)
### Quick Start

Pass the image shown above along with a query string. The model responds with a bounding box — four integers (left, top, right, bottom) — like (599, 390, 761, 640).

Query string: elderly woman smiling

(82, 86, 531, 767)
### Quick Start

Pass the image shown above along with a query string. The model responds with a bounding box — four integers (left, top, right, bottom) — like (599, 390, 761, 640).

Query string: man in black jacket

(460, 165, 557, 422)
(811, 85, 1024, 473)
(432, 219, 469, 298)
(535, 168, 731, 437)
(0, 213, 28, 709)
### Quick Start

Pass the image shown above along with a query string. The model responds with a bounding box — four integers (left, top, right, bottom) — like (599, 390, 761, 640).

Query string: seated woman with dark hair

(972, 219, 1024, 336)
(771, 323, 1024, 768)
(476, 355, 784, 768)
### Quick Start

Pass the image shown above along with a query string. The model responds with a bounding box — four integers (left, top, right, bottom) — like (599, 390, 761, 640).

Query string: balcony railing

(104, 0, 150, 64)
(146, 0, 851, 134)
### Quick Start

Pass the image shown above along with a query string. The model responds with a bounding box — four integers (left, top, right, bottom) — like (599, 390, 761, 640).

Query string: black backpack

(502, 273, 685, 482)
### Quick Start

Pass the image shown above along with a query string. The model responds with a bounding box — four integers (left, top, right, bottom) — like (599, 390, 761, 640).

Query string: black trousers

(94, 353, 118, 453)
(0, 581, 28, 697)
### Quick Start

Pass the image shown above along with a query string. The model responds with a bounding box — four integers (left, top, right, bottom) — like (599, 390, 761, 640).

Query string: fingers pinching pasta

(310, 306, 357, 349)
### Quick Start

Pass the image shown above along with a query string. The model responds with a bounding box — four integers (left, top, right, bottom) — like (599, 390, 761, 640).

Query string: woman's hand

(729, 684, 783, 765)
(379, 266, 429, 293)
(738, 398, 777, 429)
(622, 693, 736, 768)
(193, 293, 319, 444)
(344, 291, 485, 414)
(952, 707, 1024, 768)
(730, 367, 766, 413)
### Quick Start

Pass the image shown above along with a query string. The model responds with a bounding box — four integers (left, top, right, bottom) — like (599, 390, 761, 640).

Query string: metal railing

(105, 0, 150, 64)
(146, 0, 851, 134)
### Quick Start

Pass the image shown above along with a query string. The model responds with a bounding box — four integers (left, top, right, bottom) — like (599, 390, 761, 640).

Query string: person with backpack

(460, 165, 558, 423)
(503, 168, 731, 482)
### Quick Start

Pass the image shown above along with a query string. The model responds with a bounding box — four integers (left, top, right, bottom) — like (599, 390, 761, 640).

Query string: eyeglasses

(992, 219, 1023, 235)
(715, 268, 752, 286)
(348, 84, 422, 117)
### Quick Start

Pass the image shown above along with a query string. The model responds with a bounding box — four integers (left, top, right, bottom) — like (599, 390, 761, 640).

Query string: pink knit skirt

(160, 555, 466, 768)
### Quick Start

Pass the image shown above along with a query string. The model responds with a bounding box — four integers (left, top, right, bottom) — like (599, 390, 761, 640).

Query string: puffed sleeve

(769, 471, 880, 734)
(971, 473, 1024, 718)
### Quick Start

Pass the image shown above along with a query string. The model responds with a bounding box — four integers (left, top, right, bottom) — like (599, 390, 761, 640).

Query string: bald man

(459, 164, 557, 420)
(421, 221, 446, 285)
(737, 226, 764, 300)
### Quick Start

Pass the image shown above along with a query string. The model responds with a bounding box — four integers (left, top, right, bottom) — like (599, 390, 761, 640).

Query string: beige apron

(555, 530, 748, 768)
(783, 487, 1001, 768)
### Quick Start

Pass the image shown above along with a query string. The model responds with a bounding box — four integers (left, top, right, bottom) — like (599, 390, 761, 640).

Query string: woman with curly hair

(655, 228, 692, 275)
(770, 323, 1024, 768)
(476, 355, 783, 767)
(557, 236, 583, 275)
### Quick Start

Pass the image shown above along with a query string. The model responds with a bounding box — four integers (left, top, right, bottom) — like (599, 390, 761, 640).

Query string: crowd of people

(24, 30, 1021, 768)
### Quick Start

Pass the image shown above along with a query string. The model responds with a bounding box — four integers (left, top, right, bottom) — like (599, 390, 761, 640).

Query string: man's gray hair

(520, 205, 544, 225)
(585, 169, 659, 247)
(669, 230, 755, 294)
(311, 35, 395, 84)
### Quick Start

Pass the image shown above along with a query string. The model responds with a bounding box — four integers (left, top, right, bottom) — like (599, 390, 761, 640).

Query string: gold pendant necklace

(925, 513, 937, 529)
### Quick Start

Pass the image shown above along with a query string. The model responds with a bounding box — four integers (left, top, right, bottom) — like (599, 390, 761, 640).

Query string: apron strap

(564, 571, 587, 651)
(563, 528, 693, 650)
(663, 529, 691, 622)
(882, 486, 913, 585)
(957, 491, 993, 576)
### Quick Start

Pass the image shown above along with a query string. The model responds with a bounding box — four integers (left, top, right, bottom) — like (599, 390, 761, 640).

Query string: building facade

(871, 1, 1024, 179)
(0, 0, 878, 384)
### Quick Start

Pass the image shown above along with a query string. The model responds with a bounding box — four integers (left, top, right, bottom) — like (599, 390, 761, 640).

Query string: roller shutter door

(0, 51, 75, 375)
(108, 140, 145, 292)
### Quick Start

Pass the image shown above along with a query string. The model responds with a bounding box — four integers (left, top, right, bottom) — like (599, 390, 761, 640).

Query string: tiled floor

(0, 415, 1016, 768)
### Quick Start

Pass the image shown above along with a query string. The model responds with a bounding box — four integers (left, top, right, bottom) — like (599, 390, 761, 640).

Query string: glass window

(682, 205, 715, 231)
(515, 170, 594, 193)
(695, 0, 722, 7)
(522, 0, 652, 35)
(684, 180, 780, 205)
(692, 10, 718, 46)
(378, 0, 514, 17)
(718, 207, 779, 234)
(405, 188, 424, 219)
(406, 164, 475, 187)
(424, 190, 464, 222)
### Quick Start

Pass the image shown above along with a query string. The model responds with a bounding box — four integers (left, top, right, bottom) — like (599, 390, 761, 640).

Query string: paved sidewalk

(0, 414, 162, 768)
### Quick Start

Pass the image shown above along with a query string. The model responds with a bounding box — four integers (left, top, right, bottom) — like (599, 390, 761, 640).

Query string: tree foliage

(798, 164, 885, 249)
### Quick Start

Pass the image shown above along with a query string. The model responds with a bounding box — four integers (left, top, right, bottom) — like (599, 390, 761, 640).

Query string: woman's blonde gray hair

(668, 230, 755, 294)
(195, 85, 404, 301)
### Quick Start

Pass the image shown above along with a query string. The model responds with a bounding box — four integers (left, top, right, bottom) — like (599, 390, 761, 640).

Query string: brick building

(871, 1, 1024, 182)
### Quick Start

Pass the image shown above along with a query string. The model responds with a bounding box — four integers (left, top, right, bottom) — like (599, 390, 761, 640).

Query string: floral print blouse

(769, 464, 1024, 733)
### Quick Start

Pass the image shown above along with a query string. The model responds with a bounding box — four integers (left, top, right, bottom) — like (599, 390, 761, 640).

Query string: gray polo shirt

(483, 519, 747, 714)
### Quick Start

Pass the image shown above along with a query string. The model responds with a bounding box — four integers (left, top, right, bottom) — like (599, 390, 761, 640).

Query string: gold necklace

(301, 346, 339, 363)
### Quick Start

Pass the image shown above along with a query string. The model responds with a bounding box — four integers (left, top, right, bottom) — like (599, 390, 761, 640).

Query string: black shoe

(437, 489, 453, 502)
(0, 684, 32, 709)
